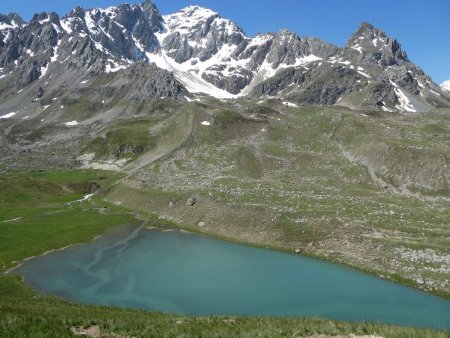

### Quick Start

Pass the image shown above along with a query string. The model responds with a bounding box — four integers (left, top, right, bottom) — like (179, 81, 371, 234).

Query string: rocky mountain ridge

(0, 0, 450, 114)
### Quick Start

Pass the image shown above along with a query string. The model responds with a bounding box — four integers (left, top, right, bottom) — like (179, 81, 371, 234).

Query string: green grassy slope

(0, 170, 133, 271)
(100, 102, 449, 297)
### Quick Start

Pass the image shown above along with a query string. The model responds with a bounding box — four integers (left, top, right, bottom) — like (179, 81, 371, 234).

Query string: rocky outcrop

(100, 62, 188, 101)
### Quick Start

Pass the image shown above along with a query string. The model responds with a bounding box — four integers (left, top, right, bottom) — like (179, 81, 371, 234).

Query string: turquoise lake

(13, 224, 450, 329)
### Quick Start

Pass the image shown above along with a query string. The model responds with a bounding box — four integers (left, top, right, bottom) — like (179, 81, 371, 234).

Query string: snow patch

(390, 79, 416, 112)
(0, 22, 17, 30)
(105, 59, 128, 73)
(84, 11, 99, 34)
(52, 23, 61, 33)
(357, 70, 370, 78)
(39, 16, 51, 25)
(60, 18, 73, 34)
(258, 54, 321, 81)
(381, 101, 395, 112)
(430, 89, 441, 97)
(351, 44, 363, 54)
(148, 50, 238, 98)
(0, 112, 16, 119)
(328, 57, 351, 65)
(50, 40, 61, 63)
(440, 80, 450, 92)
(65, 120, 78, 126)
(40, 64, 49, 78)
(201, 121, 211, 126)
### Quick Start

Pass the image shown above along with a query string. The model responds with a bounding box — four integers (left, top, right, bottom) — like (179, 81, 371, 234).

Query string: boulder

(186, 197, 196, 206)
(415, 277, 425, 285)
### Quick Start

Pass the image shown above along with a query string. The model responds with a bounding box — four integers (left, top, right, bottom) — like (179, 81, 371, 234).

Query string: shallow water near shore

(13, 224, 450, 329)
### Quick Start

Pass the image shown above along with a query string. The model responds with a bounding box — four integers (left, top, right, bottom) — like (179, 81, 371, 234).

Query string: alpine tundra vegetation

(0, 0, 449, 337)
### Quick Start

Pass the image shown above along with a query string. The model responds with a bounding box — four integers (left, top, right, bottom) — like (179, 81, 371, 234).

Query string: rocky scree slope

(0, 0, 449, 117)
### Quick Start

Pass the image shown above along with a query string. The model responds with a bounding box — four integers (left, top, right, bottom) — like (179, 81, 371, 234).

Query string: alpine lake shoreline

(0, 169, 449, 337)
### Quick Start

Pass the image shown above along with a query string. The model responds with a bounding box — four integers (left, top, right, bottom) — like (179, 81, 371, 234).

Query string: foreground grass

(0, 169, 448, 337)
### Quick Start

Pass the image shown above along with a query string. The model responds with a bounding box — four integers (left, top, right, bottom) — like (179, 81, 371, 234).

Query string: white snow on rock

(429, 89, 441, 96)
(147, 50, 238, 98)
(0, 20, 19, 31)
(105, 59, 128, 73)
(39, 16, 51, 25)
(201, 121, 211, 126)
(328, 57, 351, 65)
(60, 18, 73, 34)
(40, 63, 49, 78)
(351, 44, 363, 54)
(441, 80, 450, 92)
(0, 112, 16, 119)
(357, 69, 370, 78)
(390, 79, 417, 112)
(84, 11, 99, 34)
(381, 101, 395, 112)
(65, 120, 79, 126)
(50, 40, 61, 63)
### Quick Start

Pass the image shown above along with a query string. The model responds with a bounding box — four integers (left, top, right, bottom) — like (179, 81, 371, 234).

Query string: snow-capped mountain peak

(441, 80, 450, 92)
(161, 5, 245, 44)
(0, 13, 24, 30)
(176, 5, 219, 19)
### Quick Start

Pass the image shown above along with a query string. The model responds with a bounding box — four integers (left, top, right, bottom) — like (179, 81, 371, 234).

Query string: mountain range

(1, 0, 450, 118)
